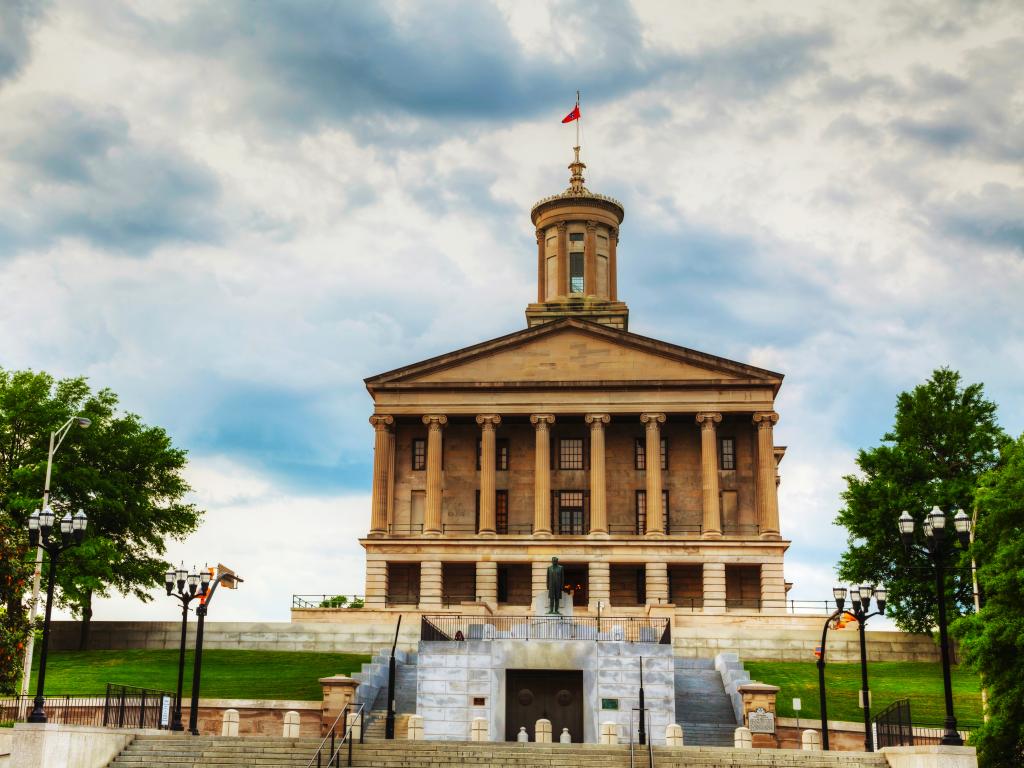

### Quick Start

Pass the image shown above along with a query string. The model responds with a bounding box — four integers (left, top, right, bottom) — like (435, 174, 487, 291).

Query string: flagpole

(576, 90, 580, 149)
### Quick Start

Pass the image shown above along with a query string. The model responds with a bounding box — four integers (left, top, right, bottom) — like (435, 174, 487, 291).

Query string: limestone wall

(49, 618, 939, 662)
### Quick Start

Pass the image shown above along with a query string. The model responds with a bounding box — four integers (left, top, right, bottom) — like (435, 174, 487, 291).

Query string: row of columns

(372, 558, 786, 613)
(368, 411, 782, 539)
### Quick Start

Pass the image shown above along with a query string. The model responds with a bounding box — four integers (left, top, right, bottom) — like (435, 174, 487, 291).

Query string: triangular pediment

(366, 319, 782, 391)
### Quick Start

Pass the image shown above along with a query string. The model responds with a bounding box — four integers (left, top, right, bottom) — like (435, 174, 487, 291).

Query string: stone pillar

(646, 561, 669, 606)
(531, 414, 555, 537)
(283, 711, 301, 738)
(407, 714, 424, 740)
(703, 561, 726, 614)
(532, 560, 548, 601)
(320, 675, 359, 735)
(588, 560, 609, 611)
(365, 559, 387, 609)
(586, 413, 610, 536)
(753, 412, 781, 538)
(609, 227, 618, 301)
(385, 423, 396, 531)
(476, 414, 501, 536)
(221, 709, 239, 737)
(739, 682, 780, 749)
(556, 222, 568, 295)
(369, 415, 394, 536)
(536, 228, 545, 302)
(422, 415, 447, 535)
(584, 220, 597, 295)
(419, 561, 442, 608)
(760, 557, 787, 614)
(695, 412, 723, 539)
(640, 413, 666, 536)
(477, 561, 498, 606)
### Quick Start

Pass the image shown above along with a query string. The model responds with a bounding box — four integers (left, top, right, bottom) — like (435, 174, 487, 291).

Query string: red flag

(561, 104, 580, 123)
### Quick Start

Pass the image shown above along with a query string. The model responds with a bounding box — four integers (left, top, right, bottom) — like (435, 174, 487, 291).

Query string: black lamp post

(898, 506, 971, 746)
(842, 582, 887, 752)
(816, 586, 850, 751)
(164, 564, 212, 732)
(26, 506, 88, 723)
(187, 570, 242, 735)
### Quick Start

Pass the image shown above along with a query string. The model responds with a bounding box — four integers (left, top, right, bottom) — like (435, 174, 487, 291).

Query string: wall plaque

(601, 699, 618, 710)
(748, 706, 776, 734)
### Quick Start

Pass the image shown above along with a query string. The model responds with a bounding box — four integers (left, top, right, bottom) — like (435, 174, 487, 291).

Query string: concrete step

(673, 660, 738, 746)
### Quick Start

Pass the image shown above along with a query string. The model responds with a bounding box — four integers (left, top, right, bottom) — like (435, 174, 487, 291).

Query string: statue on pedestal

(546, 556, 565, 614)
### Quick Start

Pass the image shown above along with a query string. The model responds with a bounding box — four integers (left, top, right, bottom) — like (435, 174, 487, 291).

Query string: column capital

(422, 414, 448, 428)
(640, 412, 666, 425)
(585, 220, 598, 232)
(556, 221, 568, 233)
(610, 226, 619, 243)
(695, 412, 722, 429)
(530, 413, 555, 427)
(535, 228, 544, 244)
(369, 414, 394, 430)
(475, 414, 502, 429)
(753, 411, 779, 428)
(585, 413, 610, 426)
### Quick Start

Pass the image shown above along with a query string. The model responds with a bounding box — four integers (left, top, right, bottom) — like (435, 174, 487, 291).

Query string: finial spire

(567, 145, 588, 195)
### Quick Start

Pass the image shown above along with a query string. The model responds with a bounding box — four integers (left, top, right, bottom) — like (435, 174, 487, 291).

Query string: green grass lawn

(30, 649, 370, 701)
(745, 661, 983, 725)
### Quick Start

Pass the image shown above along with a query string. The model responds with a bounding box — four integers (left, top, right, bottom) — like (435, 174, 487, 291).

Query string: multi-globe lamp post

(25, 506, 88, 723)
(164, 564, 212, 732)
(838, 583, 887, 753)
(898, 505, 971, 746)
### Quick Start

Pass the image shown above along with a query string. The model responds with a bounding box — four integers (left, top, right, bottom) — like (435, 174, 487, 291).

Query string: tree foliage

(0, 367, 202, 683)
(952, 433, 1024, 767)
(834, 368, 1003, 633)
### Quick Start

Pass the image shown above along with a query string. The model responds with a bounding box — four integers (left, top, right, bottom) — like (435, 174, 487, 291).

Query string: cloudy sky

(1, 0, 1022, 622)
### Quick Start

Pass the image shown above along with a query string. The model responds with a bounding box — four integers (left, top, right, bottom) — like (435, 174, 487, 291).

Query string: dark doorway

(562, 564, 588, 606)
(505, 669, 584, 743)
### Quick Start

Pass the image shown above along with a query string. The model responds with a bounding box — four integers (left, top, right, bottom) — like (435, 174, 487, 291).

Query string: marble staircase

(674, 658, 740, 747)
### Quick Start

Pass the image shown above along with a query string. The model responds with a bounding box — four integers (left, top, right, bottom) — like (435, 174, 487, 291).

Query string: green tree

(0, 367, 202, 670)
(835, 368, 1003, 633)
(953, 433, 1024, 766)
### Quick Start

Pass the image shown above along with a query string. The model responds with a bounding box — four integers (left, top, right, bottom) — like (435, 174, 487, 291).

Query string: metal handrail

(628, 707, 655, 768)
(306, 702, 364, 768)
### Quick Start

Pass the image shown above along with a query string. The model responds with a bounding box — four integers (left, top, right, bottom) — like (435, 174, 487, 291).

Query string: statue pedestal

(533, 592, 573, 617)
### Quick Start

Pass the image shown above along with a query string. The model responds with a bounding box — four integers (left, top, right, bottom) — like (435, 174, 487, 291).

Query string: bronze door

(505, 670, 583, 743)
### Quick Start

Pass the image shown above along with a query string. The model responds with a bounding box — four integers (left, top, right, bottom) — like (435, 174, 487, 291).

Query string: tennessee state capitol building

(359, 147, 790, 622)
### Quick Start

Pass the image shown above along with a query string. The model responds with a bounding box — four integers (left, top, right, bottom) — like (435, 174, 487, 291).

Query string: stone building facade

(360, 149, 791, 621)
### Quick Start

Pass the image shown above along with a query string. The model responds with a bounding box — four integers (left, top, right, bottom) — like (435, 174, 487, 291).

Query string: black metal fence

(421, 614, 671, 644)
(874, 698, 977, 747)
(0, 685, 172, 730)
(292, 594, 366, 609)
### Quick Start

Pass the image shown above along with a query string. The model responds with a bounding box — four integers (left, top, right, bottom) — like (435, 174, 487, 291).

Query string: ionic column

(589, 561, 609, 611)
(753, 412, 781, 539)
(609, 227, 618, 301)
(586, 413, 610, 536)
(422, 415, 447, 536)
(531, 414, 555, 537)
(584, 220, 597, 295)
(703, 561, 726, 614)
(419, 561, 442, 608)
(556, 222, 568, 295)
(385, 423, 396, 532)
(476, 414, 501, 536)
(646, 562, 669, 606)
(696, 412, 723, 539)
(477, 561, 498, 607)
(369, 415, 394, 536)
(640, 413, 666, 536)
(536, 228, 545, 302)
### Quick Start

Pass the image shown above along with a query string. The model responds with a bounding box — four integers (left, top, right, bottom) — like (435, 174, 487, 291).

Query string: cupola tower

(526, 147, 629, 329)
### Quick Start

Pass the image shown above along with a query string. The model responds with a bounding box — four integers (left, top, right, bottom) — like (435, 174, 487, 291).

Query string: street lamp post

(25, 507, 88, 723)
(843, 583, 887, 752)
(816, 587, 850, 751)
(187, 570, 242, 735)
(164, 565, 212, 732)
(898, 506, 971, 747)
(20, 416, 91, 700)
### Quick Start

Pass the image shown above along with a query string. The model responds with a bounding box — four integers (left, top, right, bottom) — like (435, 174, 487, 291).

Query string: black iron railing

(103, 684, 174, 730)
(874, 698, 977, 747)
(0, 685, 172, 730)
(292, 594, 365, 609)
(420, 615, 670, 643)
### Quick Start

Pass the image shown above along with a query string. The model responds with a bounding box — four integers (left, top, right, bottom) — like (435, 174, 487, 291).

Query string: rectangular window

(474, 489, 509, 534)
(569, 252, 584, 293)
(476, 438, 510, 470)
(720, 437, 735, 470)
(559, 438, 584, 469)
(634, 438, 667, 470)
(635, 490, 670, 535)
(569, 232, 585, 243)
(412, 438, 426, 471)
(556, 490, 586, 535)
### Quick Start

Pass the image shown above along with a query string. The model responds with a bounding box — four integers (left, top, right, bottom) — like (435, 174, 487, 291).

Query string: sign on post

(793, 697, 801, 728)
(160, 696, 171, 728)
